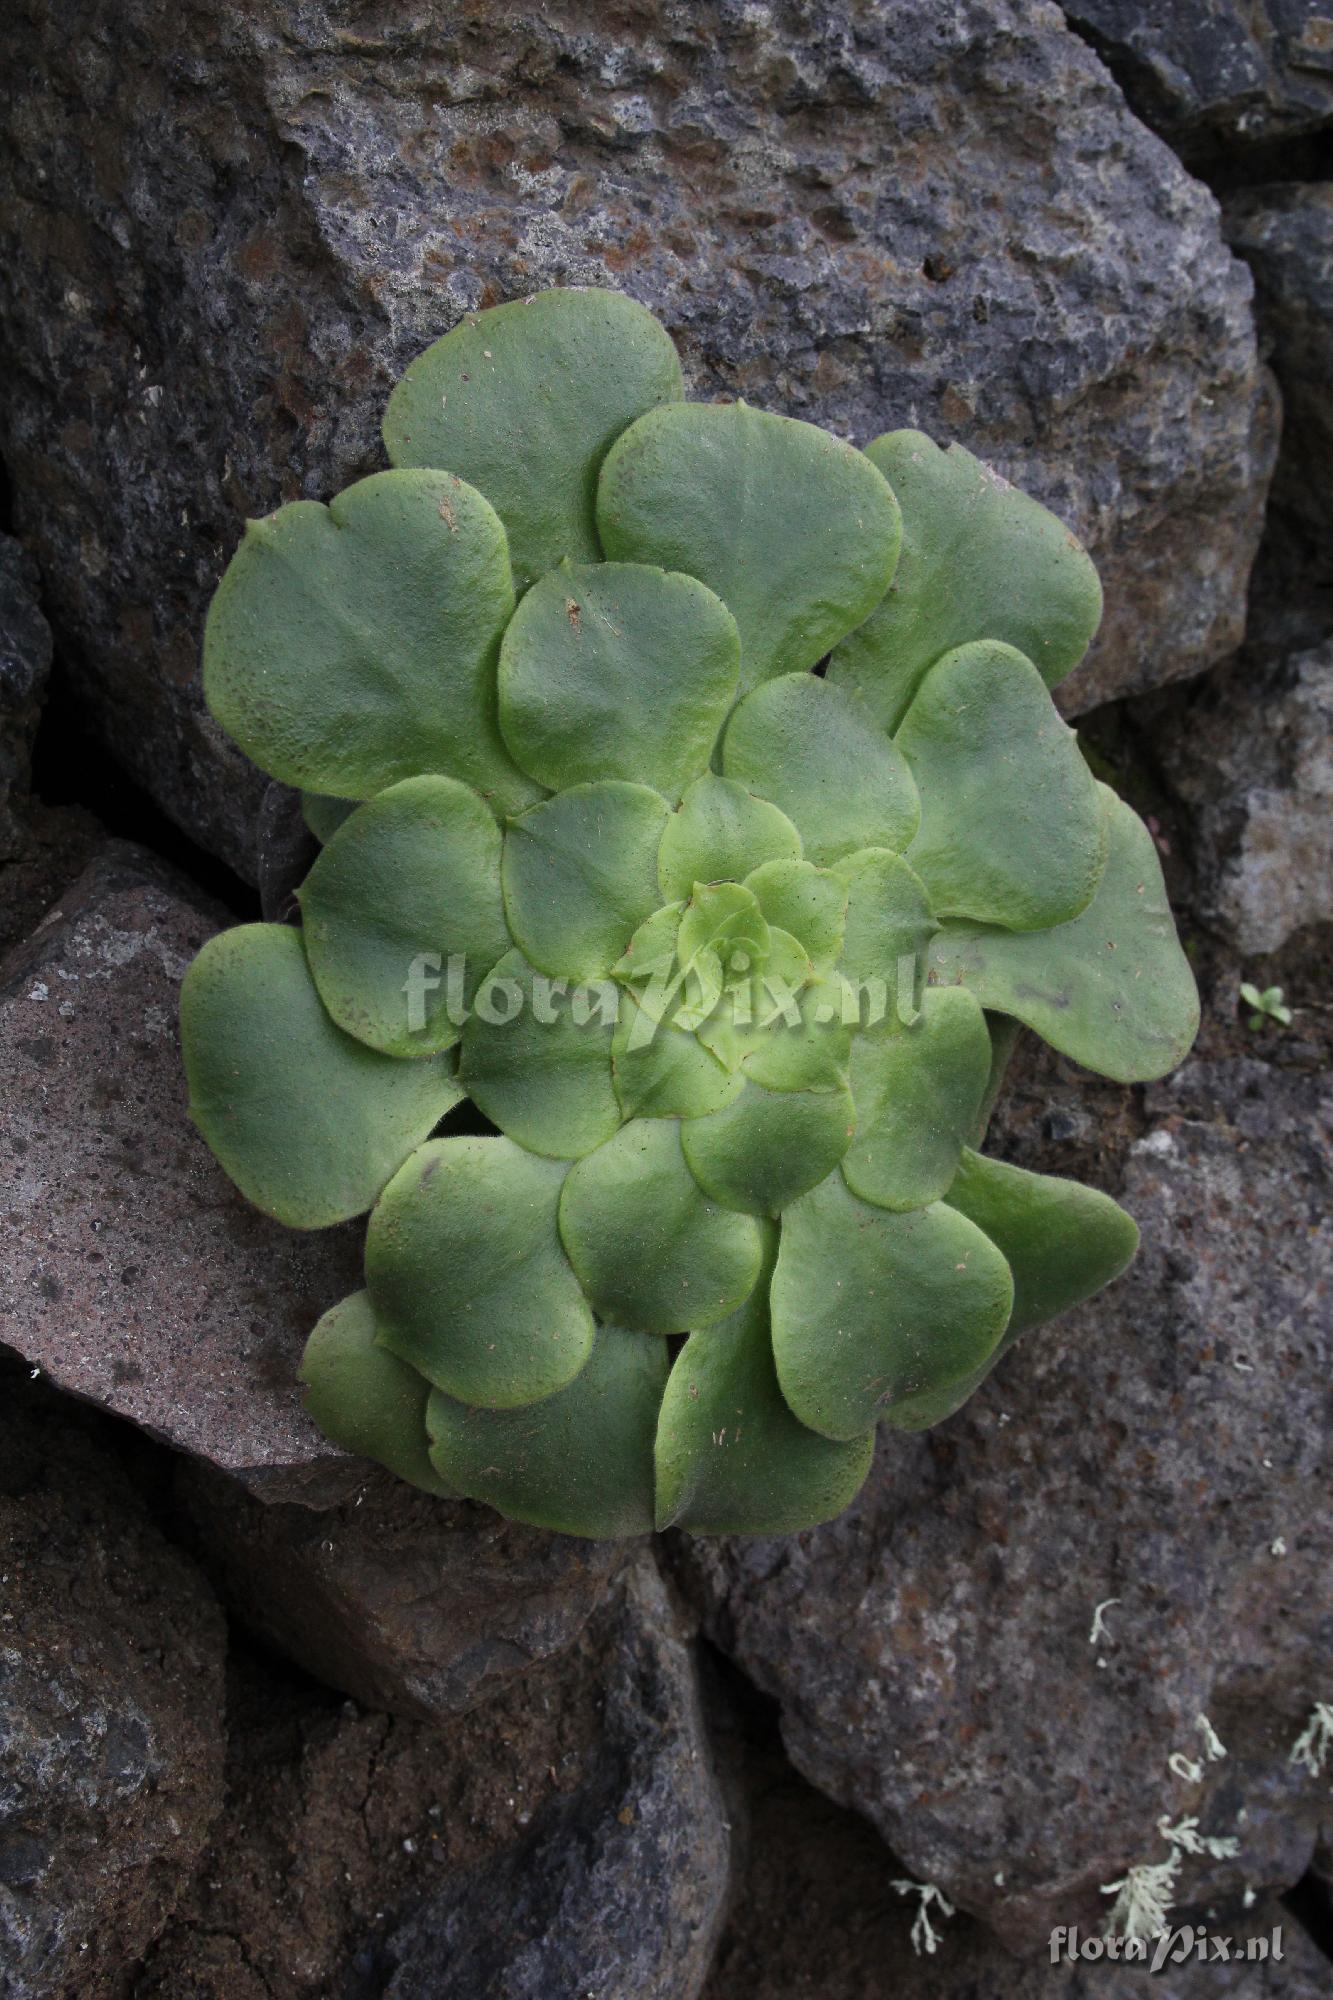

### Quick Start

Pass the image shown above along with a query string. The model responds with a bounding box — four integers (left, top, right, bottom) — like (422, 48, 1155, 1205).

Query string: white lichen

(1101, 1851, 1182, 1941)
(890, 1878, 955, 1956)
(1288, 1702, 1333, 1778)
(1089, 1598, 1121, 1645)
(1158, 1814, 1240, 1861)
(1195, 1713, 1227, 1761)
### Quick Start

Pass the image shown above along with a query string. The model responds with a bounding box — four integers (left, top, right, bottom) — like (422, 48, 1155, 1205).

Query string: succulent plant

(181, 287, 1199, 1538)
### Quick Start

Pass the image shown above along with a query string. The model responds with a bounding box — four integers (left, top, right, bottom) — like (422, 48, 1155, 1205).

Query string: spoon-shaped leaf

(658, 774, 802, 902)
(724, 672, 918, 864)
(895, 641, 1106, 929)
(560, 1119, 764, 1334)
(744, 859, 847, 971)
(181, 924, 459, 1228)
(458, 947, 620, 1159)
(498, 561, 739, 800)
(944, 1147, 1139, 1341)
(300, 1290, 456, 1496)
(611, 994, 744, 1120)
(301, 792, 357, 844)
(383, 289, 683, 592)
(681, 1076, 855, 1216)
(655, 1233, 874, 1533)
(598, 400, 902, 692)
(366, 1137, 595, 1407)
(502, 781, 670, 981)
(843, 988, 992, 1211)
(826, 430, 1103, 731)
(928, 787, 1200, 1082)
(204, 469, 533, 811)
(771, 1172, 1013, 1439)
(299, 775, 510, 1057)
(427, 1324, 667, 1538)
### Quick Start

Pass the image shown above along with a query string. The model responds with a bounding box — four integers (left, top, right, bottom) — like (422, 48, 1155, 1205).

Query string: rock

(256, 780, 318, 924)
(0, 1366, 226, 2000)
(367, 1560, 729, 2000)
(1150, 639, 1332, 956)
(0, 844, 364, 1501)
(674, 1053, 1332, 1950)
(0, 538, 51, 864)
(703, 1704, 1330, 1996)
(176, 1461, 623, 1723)
(1225, 184, 1333, 570)
(139, 1559, 730, 2000)
(1063, 0, 1333, 161)
(0, 0, 1273, 877)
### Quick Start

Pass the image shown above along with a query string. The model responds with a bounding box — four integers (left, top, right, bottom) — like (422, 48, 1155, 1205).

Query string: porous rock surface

(0, 1370, 226, 2000)
(1062, 0, 1333, 160)
(1225, 183, 1333, 568)
(139, 1559, 730, 2000)
(675, 1049, 1332, 1950)
(0, 844, 363, 1501)
(0, 0, 1273, 877)
(177, 1461, 623, 1723)
(0, 537, 51, 864)
(1150, 638, 1333, 956)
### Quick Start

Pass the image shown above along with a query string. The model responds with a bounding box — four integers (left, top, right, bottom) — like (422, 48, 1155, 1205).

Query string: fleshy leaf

(560, 1119, 764, 1334)
(300, 1290, 456, 1496)
(826, 430, 1103, 731)
(731, 972, 854, 1094)
(658, 774, 802, 903)
(204, 470, 534, 811)
(771, 1172, 1013, 1439)
(693, 927, 814, 1074)
(681, 1076, 855, 1216)
(744, 860, 847, 971)
(723, 672, 919, 865)
(655, 1232, 874, 1533)
(366, 1137, 595, 1407)
(835, 847, 939, 1027)
(382, 289, 683, 592)
(458, 947, 620, 1160)
(944, 1147, 1139, 1341)
(427, 1324, 667, 1538)
(502, 781, 670, 981)
(301, 792, 357, 844)
(928, 786, 1200, 1083)
(676, 880, 771, 976)
(895, 641, 1106, 929)
(597, 400, 902, 692)
(181, 925, 459, 1229)
(843, 987, 992, 1211)
(299, 775, 509, 1057)
(611, 994, 744, 1120)
(498, 561, 739, 800)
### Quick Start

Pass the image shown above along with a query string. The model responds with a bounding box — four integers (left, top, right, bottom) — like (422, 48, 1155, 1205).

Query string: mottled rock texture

(703, 1709, 1328, 1997)
(1225, 184, 1333, 571)
(140, 1560, 729, 2000)
(1063, 0, 1333, 161)
(0, 0, 1274, 879)
(1151, 639, 1333, 955)
(370, 1561, 728, 2000)
(0, 538, 51, 864)
(676, 1051, 1332, 1950)
(0, 1371, 226, 2000)
(0, 845, 363, 1500)
(177, 1462, 622, 1723)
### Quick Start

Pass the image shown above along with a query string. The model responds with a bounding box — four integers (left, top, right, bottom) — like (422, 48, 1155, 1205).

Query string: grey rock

(1152, 639, 1333, 955)
(0, 844, 364, 1502)
(1063, 0, 1333, 159)
(1225, 183, 1333, 568)
(0, 538, 52, 862)
(176, 1460, 622, 1723)
(675, 1054, 1332, 1950)
(140, 1559, 729, 2000)
(256, 779, 319, 923)
(0, 0, 1273, 877)
(370, 1559, 729, 2000)
(0, 1371, 226, 2000)
(703, 1718, 1326, 1996)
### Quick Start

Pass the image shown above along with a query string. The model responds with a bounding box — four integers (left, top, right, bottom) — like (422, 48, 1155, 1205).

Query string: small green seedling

(181, 288, 1199, 1538)
(1239, 982, 1292, 1031)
